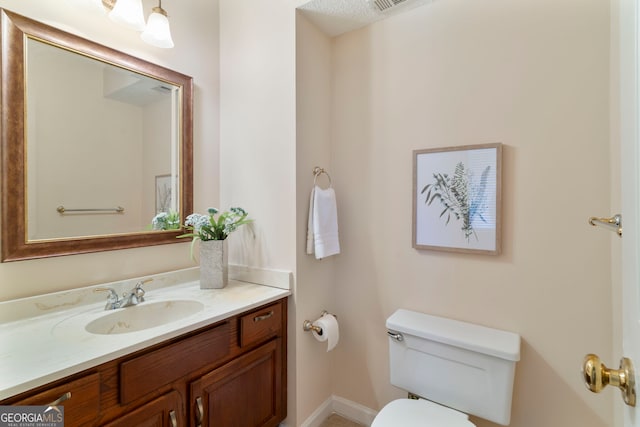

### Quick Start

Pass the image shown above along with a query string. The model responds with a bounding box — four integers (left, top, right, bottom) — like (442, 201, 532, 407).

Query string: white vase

(199, 239, 228, 289)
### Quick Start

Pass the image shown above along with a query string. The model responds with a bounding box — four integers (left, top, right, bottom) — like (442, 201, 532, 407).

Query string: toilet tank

(386, 309, 520, 426)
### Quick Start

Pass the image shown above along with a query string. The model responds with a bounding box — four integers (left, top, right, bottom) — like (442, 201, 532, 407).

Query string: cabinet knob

(169, 410, 177, 427)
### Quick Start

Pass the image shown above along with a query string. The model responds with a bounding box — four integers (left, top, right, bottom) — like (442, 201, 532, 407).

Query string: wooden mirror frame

(0, 9, 193, 262)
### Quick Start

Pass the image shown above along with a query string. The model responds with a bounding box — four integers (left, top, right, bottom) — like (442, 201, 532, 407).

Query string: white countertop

(0, 269, 290, 400)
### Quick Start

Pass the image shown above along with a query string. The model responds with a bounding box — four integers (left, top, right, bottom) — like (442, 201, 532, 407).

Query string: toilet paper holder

(303, 310, 336, 336)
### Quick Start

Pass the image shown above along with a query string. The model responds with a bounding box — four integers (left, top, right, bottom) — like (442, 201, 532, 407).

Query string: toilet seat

(371, 399, 476, 427)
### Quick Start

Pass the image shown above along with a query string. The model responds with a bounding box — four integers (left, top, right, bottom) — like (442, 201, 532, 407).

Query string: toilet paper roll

(312, 313, 339, 352)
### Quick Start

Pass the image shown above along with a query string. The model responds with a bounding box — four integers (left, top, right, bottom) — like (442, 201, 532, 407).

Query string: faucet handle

(137, 278, 153, 287)
(94, 287, 120, 310)
(94, 287, 117, 297)
(135, 278, 153, 290)
(133, 278, 152, 302)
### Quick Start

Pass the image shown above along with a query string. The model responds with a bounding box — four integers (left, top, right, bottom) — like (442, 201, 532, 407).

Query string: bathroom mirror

(0, 9, 193, 261)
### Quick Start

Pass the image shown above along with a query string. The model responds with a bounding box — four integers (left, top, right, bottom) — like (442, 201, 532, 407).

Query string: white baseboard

(299, 397, 334, 427)
(300, 395, 378, 427)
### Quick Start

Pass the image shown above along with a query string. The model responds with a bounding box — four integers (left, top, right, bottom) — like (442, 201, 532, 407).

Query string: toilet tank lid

(386, 309, 520, 361)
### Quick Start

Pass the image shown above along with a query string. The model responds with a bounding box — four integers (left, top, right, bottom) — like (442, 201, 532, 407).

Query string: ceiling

(297, 0, 434, 37)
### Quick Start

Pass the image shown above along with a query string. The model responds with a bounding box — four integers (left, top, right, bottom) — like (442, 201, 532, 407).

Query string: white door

(585, 0, 640, 425)
(621, 0, 640, 426)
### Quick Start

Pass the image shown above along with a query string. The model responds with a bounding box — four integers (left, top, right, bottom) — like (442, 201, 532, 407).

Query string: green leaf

(428, 193, 441, 205)
(190, 237, 199, 262)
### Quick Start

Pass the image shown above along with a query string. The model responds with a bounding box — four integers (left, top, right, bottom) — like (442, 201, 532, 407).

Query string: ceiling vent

(152, 85, 173, 94)
(373, 0, 409, 12)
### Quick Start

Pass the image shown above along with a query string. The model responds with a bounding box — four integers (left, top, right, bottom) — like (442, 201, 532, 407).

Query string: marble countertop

(0, 268, 291, 400)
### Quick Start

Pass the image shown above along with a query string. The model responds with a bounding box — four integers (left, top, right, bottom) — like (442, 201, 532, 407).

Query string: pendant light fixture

(98, 0, 175, 49)
(140, 0, 174, 49)
(108, 0, 146, 31)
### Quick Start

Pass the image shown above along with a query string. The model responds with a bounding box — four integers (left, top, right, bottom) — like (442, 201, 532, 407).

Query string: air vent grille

(152, 85, 173, 94)
(373, 0, 409, 11)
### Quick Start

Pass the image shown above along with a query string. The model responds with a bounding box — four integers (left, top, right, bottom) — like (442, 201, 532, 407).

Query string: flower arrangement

(179, 208, 251, 287)
(179, 207, 252, 241)
(151, 211, 181, 230)
(178, 207, 252, 261)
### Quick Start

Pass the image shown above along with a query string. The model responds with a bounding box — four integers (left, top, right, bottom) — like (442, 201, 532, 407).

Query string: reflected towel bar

(57, 205, 125, 214)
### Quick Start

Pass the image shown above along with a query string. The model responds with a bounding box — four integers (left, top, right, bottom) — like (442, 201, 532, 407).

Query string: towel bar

(312, 166, 332, 188)
(57, 205, 125, 214)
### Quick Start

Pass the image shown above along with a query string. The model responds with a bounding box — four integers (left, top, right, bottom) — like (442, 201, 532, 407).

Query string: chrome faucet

(95, 278, 152, 310)
(97, 288, 121, 310)
(120, 279, 148, 307)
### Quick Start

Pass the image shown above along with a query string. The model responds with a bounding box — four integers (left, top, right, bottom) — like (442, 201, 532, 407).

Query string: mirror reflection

(26, 38, 181, 240)
(0, 9, 193, 262)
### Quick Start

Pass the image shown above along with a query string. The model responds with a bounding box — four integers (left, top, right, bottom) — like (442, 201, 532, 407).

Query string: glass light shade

(88, 0, 107, 14)
(141, 8, 174, 48)
(108, 0, 146, 31)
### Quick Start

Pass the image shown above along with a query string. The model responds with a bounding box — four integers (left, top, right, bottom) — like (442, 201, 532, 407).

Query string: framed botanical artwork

(155, 174, 172, 214)
(413, 143, 502, 255)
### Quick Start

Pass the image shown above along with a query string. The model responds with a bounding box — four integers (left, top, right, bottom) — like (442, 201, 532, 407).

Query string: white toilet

(372, 309, 521, 427)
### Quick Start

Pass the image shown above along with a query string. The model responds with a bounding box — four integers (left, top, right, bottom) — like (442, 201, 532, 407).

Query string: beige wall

(326, 1, 612, 426)
(142, 96, 173, 221)
(218, 0, 301, 423)
(0, 1, 617, 426)
(0, 0, 220, 301)
(296, 11, 336, 423)
(218, 0, 298, 271)
(27, 52, 145, 238)
(295, 2, 614, 426)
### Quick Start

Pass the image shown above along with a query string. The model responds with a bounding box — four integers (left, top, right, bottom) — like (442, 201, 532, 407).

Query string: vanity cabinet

(191, 340, 282, 427)
(0, 298, 287, 427)
(190, 301, 285, 427)
(7, 372, 101, 426)
(101, 391, 183, 427)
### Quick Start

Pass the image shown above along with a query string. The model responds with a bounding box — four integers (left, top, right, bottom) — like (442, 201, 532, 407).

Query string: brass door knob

(582, 354, 636, 406)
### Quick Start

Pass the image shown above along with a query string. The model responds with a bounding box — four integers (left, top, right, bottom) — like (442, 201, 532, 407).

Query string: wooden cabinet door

(102, 390, 183, 427)
(9, 372, 100, 427)
(190, 339, 283, 427)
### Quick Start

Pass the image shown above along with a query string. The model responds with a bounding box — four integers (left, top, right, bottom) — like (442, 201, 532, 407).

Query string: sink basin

(85, 300, 205, 335)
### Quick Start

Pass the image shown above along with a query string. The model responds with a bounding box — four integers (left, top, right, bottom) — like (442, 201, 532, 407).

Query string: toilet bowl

(372, 309, 520, 426)
(372, 398, 475, 427)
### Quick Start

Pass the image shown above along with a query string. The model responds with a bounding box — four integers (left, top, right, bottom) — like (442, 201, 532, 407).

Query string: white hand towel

(307, 185, 340, 259)
(306, 186, 316, 255)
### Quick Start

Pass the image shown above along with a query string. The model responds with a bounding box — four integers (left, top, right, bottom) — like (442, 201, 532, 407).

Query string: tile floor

(319, 413, 365, 427)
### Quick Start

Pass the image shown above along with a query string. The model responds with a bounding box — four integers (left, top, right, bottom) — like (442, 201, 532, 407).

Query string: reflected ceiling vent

(152, 85, 173, 94)
(373, 0, 409, 12)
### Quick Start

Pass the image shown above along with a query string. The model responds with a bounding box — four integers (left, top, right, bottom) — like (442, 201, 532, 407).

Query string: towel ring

(313, 166, 332, 188)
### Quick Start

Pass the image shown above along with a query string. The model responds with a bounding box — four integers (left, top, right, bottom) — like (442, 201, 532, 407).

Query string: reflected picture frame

(412, 143, 502, 255)
(155, 174, 172, 214)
